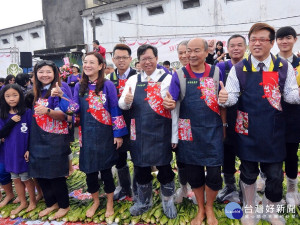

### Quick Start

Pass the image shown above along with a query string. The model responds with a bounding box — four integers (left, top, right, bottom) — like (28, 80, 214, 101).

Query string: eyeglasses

(113, 56, 130, 61)
(249, 38, 271, 43)
(140, 57, 156, 63)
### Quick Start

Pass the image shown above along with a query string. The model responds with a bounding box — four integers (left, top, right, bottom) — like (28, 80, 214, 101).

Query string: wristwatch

(223, 123, 228, 127)
(47, 108, 51, 114)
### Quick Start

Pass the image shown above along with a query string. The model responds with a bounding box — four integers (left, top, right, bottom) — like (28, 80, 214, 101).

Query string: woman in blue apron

(56, 52, 128, 218)
(28, 60, 70, 219)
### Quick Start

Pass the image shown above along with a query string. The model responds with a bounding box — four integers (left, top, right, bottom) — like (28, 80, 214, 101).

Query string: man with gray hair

(164, 38, 225, 225)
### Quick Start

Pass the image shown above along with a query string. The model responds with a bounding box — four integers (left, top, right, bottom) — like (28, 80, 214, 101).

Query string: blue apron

(282, 55, 300, 143)
(177, 67, 223, 166)
(223, 61, 238, 146)
(110, 72, 132, 153)
(79, 90, 118, 173)
(234, 56, 287, 162)
(129, 73, 172, 167)
(29, 115, 69, 179)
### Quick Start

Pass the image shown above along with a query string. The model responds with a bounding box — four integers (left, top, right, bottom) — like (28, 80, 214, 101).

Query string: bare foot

(26, 202, 37, 212)
(86, 201, 99, 218)
(54, 207, 70, 219)
(36, 193, 43, 202)
(191, 211, 206, 225)
(0, 194, 14, 207)
(205, 207, 218, 225)
(13, 196, 20, 204)
(105, 205, 114, 218)
(11, 202, 28, 215)
(39, 203, 59, 217)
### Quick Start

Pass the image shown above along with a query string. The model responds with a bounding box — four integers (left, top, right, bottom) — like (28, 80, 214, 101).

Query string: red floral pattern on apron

(178, 118, 193, 141)
(235, 110, 248, 135)
(130, 119, 136, 140)
(86, 90, 112, 125)
(144, 82, 171, 118)
(116, 79, 127, 97)
(34, 98, 68, 134)
(198, 77, 220, 115)
(260, 71, 282, 111)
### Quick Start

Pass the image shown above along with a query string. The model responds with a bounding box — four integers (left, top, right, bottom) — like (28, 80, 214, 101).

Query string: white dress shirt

(221, 54, 300, 107)
(119, 68, 177, 143)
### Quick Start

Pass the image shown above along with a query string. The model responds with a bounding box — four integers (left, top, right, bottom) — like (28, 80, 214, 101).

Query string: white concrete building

(0, 20, 46, 54)
(81, 0, 300, 64)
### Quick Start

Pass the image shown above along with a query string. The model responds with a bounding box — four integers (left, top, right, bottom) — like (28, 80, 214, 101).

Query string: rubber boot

(256, 171, 266, 192)
(160, 181, 177, 219)
(129, 181, 153, 216)
(113, 165, 132, 200)
(217, 173, 239, 203)
(132, 171, 138, 202)
(240, 180, 260, 225)
(286, 177, 300, 206)
(174, 167, 188, 203)
(262, 194, 286, 225)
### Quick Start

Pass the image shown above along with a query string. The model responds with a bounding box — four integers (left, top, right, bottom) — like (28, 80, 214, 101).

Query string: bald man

(164, 38, 226, 225)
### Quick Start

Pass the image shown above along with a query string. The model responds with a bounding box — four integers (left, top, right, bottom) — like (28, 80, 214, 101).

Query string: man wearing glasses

(219, 23, 300, 225)
(119, 44, 177, 219)
(108, 44, 137, 201)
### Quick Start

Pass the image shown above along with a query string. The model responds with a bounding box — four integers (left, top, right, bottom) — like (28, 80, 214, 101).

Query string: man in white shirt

(119, 44, 177, 219)
(219, 23, 300, 225)
(276, 26, 300, 206)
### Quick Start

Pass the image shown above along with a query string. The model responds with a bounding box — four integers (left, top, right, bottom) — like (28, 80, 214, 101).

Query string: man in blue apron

(276, 26, 300, 206)
(219, 23, 300, 225)
(109, 43, 137, 201)
(119, 44, 177, 219)
(164, 38, 226, 225)
(216, 34, 247, 204)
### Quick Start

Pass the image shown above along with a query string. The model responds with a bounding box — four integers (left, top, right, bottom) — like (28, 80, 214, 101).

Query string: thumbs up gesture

(51, 82, 63, 97)
(163, 91, 176, 110)
(218, 81, 228, 104)
(124, 86, 134, 105)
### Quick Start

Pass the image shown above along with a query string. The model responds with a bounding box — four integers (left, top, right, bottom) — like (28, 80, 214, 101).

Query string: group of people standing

(0, 22, 298, 225)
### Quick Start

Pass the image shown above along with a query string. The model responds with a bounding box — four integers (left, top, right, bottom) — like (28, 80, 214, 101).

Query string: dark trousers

(135, 165, 175, 185)
(240, 160, 283, 202)
(86, 168, 115, 194)
(37, 177, 69, 208)
(116, 151, 128, 169)
(222, 143, 237, 175)
(177, 161, 188, 186)
(183, 163, 222, 191)
(285, 142, 299, 179)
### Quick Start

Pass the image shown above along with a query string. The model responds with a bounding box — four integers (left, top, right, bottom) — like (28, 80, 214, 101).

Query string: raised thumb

(166, 91, 172, 99)
(219, 81, 225, 90)
(128, 87, 132, 93)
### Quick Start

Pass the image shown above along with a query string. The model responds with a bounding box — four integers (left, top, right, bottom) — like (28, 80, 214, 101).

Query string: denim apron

(234, 56, 288, 162)
(177, 66, 223, 166)
(129, 73, 172, 167)
(282, 55, 300, 143)
(223, 61, 238, 146)
(29, 99, 69, 179)
(79, 90, 118, 173)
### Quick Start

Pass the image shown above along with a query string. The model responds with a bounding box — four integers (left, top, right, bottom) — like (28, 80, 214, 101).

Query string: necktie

(258, 62, 265, 71)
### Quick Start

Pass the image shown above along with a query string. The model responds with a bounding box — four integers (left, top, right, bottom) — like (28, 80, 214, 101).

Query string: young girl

(53, 52, 128, 218)
(0, 84, 36, 215)
(28, 60, 70, 219)
(0, 112, 21, 207)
